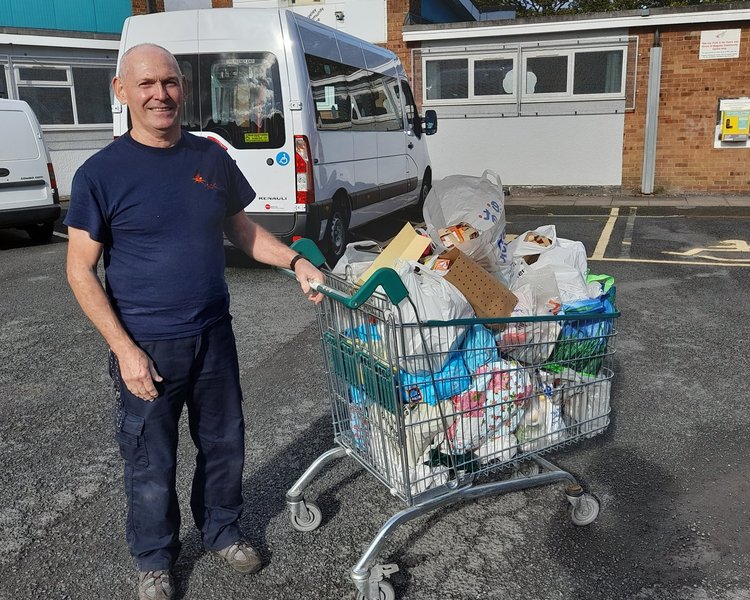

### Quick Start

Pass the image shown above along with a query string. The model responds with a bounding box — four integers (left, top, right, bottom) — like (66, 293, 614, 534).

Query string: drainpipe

(641, 28, 661, 194)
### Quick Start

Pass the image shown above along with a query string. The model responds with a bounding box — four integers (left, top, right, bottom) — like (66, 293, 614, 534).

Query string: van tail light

(294, 135, 315, 205)
(47, 162, 60, 204)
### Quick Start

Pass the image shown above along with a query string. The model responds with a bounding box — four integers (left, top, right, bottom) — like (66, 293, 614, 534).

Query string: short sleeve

(64, 168, 110, 243)
(223, 154, 256, 217)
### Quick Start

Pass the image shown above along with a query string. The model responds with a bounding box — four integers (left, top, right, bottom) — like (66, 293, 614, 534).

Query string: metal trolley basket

(284, 240, 619, 600)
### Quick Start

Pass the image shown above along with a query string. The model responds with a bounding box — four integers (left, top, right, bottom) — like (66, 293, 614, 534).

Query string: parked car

(0, 98, 60, 242)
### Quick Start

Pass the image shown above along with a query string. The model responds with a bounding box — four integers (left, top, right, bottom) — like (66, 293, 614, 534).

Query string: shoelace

(224, 542, 248, 560)
(140, 571, 170, 590)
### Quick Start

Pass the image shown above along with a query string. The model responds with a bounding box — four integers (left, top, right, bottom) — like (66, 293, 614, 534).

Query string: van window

(306, 54, 354, 131)
(178, 52, 285, 150)
(306, 53, 403, 133)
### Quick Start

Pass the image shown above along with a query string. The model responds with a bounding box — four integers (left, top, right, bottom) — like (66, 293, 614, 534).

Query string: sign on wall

(699, 29, 741, 60)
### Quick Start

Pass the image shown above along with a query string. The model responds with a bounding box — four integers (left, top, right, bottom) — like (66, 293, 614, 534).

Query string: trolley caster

(565, 484, 600, 526)
(354, 579, 395, 600)
(511, 461, 541, 479)
(289, 501, 323, 532)
(352, 563, 398, 600)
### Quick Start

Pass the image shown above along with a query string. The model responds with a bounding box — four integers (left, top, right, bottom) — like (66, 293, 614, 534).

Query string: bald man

(65, 44, 323, 600)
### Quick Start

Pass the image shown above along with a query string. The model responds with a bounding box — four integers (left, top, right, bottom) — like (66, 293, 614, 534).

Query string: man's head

(113, 44, 185, 147)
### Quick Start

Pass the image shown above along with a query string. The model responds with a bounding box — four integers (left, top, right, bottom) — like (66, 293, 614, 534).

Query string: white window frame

(521, 45, 627, 103)
(422, 52, 517, 106)
(13, 62, 115, 129)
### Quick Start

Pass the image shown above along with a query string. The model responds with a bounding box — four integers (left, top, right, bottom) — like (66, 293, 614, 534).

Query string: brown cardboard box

(440, 248, 517, 319)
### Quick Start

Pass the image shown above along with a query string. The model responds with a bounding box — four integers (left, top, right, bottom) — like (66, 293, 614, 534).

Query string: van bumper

(243, 204, 329, 245)
(0, 205, 61, 228)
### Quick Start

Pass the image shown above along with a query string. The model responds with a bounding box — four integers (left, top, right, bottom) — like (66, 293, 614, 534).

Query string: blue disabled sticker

(276, 151, 290, 166)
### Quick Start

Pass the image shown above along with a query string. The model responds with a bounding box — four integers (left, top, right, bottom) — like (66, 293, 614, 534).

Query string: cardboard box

(440, 248, 517, 320)
(357, 222, 431, 285)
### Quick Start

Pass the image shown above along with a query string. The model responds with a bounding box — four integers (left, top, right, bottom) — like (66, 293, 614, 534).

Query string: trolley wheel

(569, 493, 600, 527)
(355, 580, 395, 600)
(290, 502, 323, 532)
(511, 462, 541, 479)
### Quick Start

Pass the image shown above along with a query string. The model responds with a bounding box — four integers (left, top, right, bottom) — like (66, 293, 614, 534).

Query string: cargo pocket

(116, 412, 149, 468)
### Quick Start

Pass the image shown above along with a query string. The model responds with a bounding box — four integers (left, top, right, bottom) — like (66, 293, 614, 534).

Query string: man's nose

(153, 81, 169, 100)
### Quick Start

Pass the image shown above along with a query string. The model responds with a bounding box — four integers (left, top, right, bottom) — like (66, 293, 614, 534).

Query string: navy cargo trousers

(109, 314, 245, 571)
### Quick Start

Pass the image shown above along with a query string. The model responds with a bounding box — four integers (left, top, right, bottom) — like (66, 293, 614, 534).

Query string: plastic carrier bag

(423, 170, 511, 284)
(332, 241, 381, 283)
(394, 260, 475, 374)
(507, 225, 588, 286)
(547, 274, 617, 377)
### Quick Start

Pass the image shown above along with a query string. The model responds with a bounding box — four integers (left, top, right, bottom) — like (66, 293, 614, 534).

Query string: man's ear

(113, 76, 127, 105)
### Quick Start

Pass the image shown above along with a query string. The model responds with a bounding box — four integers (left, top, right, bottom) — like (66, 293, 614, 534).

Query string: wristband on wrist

(289, 253, 305, 270)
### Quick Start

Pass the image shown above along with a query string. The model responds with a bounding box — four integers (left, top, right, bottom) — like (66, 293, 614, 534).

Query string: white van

(115, 7, 437, 262)
(0, 99, 61, 242)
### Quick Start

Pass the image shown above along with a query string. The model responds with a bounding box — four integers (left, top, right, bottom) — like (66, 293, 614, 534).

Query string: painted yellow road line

(589, 256, 750, 267)
(592, 207, 619, 259)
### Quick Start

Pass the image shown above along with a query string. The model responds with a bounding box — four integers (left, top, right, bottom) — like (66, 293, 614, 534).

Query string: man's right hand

(117, 345, 163, 402)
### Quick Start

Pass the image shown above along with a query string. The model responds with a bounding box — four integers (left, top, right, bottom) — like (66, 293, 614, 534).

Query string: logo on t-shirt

(193, 170, 222, 191)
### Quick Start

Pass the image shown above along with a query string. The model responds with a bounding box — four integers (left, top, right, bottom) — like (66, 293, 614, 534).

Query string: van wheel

(325, 208, 348, 266)
(411, 177, 431, 223)
(26, 222, 54, 243)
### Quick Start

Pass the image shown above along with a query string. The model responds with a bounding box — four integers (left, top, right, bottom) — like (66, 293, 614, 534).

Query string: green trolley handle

(279, 238, 410, 309)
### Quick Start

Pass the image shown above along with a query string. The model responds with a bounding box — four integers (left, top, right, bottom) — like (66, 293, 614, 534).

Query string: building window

(522, 47, 625, 99)
(73, 67, 114, 124)
(421, 43, 627, 106)
(14, 64, 114, 126)
(426, 59, 468, 100)
(474, 58, 513, 96)
(525, 55, 568, 94)
(0, 65, 8, 99)
(425, 55, 517, 102)
(573, 50, 624, 94)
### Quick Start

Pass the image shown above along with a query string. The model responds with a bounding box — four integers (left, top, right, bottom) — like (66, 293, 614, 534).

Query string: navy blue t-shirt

(65, 132, 256, 341)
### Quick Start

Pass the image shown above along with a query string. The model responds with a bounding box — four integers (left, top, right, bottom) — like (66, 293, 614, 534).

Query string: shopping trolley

(283, 240, 619, 600)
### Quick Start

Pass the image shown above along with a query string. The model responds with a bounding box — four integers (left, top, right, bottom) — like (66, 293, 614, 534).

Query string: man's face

(114, 46, 184, 141)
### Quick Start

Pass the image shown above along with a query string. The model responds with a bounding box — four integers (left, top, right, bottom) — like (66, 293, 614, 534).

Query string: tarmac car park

(0, 200, 748, 600)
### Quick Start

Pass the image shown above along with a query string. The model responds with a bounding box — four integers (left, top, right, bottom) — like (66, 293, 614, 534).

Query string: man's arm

(224, 212, 324, 303)
(66, 227, 162, 401)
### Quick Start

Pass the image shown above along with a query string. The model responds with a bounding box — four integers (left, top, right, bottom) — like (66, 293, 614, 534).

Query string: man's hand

(294, 259, 325, 304)
(117, 345, 163, 402)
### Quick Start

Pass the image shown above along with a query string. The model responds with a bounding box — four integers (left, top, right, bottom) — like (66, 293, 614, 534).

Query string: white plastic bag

(423, 170, 511, 284)
(507, 225, 588, 286)
(332, 240, 381, 283)
(394, 260, 475, 373)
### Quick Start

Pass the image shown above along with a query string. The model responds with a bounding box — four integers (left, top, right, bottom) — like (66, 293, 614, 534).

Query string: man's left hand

(294, 260, 325, 304)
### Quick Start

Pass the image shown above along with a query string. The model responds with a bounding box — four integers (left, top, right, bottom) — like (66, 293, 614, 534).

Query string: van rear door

(189, 12, 297, 224)
(0, 104, 51, 211)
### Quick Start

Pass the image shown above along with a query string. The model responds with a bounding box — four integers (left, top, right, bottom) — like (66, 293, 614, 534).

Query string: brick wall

(212, 0, 233, 7)
(623, 24, 750, 193)
(385, 0, 421, 85)
(131, 0, 164, 15)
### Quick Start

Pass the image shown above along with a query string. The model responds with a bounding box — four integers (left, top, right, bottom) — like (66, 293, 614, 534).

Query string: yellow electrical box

(721, 110, 750, 142)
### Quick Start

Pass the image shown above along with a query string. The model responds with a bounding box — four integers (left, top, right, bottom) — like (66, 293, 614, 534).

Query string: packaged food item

(438, 222, 480, 249)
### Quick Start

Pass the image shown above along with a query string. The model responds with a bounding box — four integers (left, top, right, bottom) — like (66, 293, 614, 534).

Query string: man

(65, 43, 324, 600)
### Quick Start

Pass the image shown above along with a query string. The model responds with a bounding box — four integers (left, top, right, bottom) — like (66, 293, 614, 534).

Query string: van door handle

(407, 142, 414, 149)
